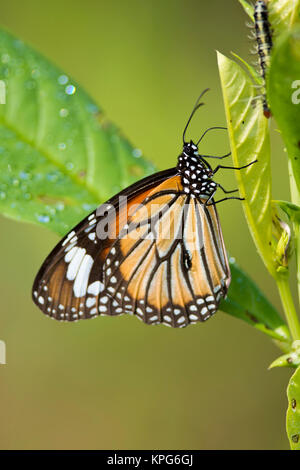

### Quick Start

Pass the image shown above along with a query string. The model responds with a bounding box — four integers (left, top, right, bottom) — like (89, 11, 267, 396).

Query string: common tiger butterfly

(253, 0, 273, 118)
(32, 89, 256, 328)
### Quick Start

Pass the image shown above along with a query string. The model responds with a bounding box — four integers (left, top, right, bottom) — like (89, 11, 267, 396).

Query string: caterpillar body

(253, 0, 273, 118)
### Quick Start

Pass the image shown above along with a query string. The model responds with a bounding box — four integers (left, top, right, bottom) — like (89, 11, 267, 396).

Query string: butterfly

(32, 89, 255, 328)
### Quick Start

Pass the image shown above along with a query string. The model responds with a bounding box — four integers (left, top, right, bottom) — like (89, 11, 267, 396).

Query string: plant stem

(276, 275, 300, 341)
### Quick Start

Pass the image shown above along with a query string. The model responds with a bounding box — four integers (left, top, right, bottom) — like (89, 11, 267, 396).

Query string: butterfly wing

(102, 182, 231, 327)
(33, 168, 230, 327)
(32, 168, 177, 321)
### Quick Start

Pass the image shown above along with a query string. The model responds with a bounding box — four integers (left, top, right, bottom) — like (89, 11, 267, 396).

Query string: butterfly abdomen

(253, 0, 272, 117)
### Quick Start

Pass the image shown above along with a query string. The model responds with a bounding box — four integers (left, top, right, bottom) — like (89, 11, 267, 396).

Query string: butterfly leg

(201, 152, 231, 160)
(217, 184, 239, 194)
(204, 188, 217, 206)
(213, 159, 257, 174)
(208, 196, 245, 206)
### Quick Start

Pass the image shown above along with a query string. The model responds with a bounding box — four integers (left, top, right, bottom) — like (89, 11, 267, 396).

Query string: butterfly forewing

(32, 168, 177, 321)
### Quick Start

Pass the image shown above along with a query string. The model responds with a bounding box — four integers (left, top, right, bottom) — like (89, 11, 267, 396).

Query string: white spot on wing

(73, 254, 94, 297)
(66, 248, 86, 281)
(86, 297, 96, 308)
(87, 281, 104, 296)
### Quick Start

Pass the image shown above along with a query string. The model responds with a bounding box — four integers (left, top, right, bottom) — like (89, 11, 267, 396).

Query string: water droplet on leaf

(58, 74, 68, 85)
(37, 214, 50, 223)
(19, 171, 29, 180)
(65, 85, 76, 95)
(132, 148, 142, 158)
(59, 108, 69, 117)
(66, 162, 74, 170)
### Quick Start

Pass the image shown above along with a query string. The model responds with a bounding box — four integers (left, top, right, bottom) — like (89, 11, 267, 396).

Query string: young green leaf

(269, 353, 298, 369)
(269, 347, 300, 369)
(286, 365, 300, 449)
(221, 259, 290, 343)
(237, 0, 254, 21)
(217, 51, 276, 276)
(269, 0, 300, 35)
(231, 52, 262, 86)
(275, 200, 300, 224)
(0, 29, 155, 235)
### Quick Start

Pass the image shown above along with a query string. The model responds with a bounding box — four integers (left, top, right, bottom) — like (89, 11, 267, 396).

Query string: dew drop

(12, 178, 19, 187)
(65, 85, 76, 95)
(0, 191, 6, 200)
(58, 74, 69, 85)
(23, 193, 32, 200)
(59, 108, 69, 117)
(31, 68, 40, 79)
(37, 214, 50, 223)
(56, 202, 65, 211)
(46, 171, 59, 182)
(86, 103, 99, 114)
(82, 203, 94, 211)
(58, 143, 66, 150)
(48, 207, 56, 216)
(19, 171, 29, 180)
(66, 162, 74, 170)
(132, 148, 142, 158)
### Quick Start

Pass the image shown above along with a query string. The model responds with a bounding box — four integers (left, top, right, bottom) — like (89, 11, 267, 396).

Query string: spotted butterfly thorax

(177, 142, 218, 198)
(253, 0, 273, 118)
(32, 90, 255, 328)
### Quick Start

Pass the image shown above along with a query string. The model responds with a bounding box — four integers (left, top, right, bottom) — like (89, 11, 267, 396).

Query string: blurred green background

(0, 0, 294, 450)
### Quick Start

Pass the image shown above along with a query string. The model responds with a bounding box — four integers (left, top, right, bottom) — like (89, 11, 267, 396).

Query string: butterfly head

(182, 140, 199, 157)
(178, 140, 209, 171)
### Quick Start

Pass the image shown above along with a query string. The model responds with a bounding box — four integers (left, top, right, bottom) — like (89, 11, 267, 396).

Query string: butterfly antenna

(197, 126, 227, 146)
(182, 88, 210, 144)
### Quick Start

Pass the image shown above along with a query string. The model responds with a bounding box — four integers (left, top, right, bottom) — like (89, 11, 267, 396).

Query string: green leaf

(269, 0, 300, 35)
(287, 365, 300, 449)
(217, 51, 276, 276)
(275, 200, 300, 224)
(0, 29, 155, 235)
(231, 52, 262, 86)
(237, 0, 254, 21)
(268, 27, 300, 197)
(221, 259, 290, 343)
(269, 353, 300, 369)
